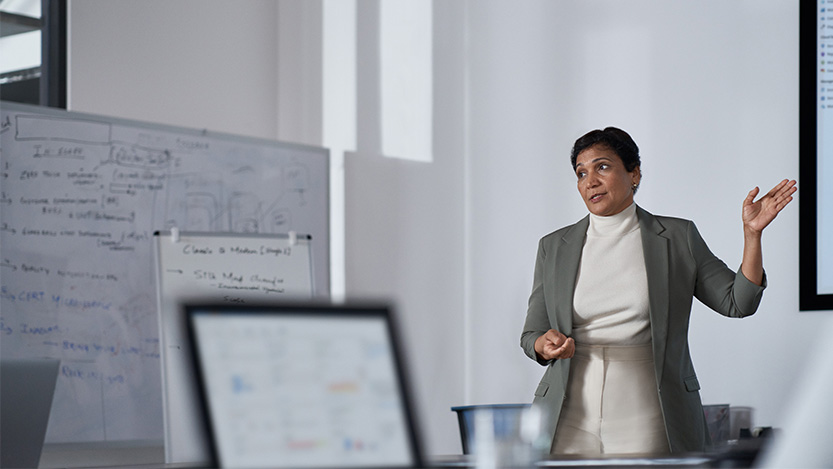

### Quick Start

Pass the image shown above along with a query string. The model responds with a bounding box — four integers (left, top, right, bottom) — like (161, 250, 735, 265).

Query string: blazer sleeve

(521, 237, 553, 365)
(687, 221, 766, 318)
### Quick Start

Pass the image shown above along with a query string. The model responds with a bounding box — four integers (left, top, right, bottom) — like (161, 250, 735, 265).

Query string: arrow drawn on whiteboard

(166, 269, 183, 274)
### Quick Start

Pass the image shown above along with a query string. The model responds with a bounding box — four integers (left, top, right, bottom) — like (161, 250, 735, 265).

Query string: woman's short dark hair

(570, 127, 641, 172)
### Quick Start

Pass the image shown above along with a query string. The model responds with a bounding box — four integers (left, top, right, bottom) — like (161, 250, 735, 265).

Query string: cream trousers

(552, 343, 670, 455)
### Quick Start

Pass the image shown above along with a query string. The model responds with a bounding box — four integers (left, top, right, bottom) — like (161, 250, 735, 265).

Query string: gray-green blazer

(520, 205, 766, 453)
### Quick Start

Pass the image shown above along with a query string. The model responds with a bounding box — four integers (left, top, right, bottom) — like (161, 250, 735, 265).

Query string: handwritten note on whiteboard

(154, 231, 313, 304)
(154, 231, 313, 463)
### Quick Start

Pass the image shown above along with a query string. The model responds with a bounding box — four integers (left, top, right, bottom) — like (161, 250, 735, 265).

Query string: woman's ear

(632, 166, 642, 186)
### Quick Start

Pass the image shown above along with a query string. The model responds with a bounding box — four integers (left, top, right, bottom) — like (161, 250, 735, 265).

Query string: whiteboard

(154, 230, 313, 464)
(0, 102, 329, 444)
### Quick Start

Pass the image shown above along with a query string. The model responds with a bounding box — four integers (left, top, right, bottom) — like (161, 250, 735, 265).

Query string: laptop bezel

(183, 301, 425, 469)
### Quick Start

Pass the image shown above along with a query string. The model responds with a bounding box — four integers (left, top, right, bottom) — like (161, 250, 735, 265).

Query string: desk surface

(39, 439, 765, 469)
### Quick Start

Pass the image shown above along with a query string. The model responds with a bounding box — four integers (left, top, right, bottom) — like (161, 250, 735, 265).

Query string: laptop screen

(185, 303, 422, 469)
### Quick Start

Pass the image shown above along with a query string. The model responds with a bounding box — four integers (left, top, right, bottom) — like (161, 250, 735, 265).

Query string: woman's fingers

(553, 337, 575, 359)
(767, 179, 796, 201)
(769, 180, 797, 213)
(745, 186, 760, 206)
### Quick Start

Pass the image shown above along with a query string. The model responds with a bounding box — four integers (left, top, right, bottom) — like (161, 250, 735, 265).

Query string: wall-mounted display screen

(800, 0, 833, 310)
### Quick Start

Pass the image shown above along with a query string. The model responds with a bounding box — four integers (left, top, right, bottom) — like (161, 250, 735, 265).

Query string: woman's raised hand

(742, 179, 797, 235)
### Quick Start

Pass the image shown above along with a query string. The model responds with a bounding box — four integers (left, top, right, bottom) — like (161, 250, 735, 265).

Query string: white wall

(343, 0, 467, 456)
(68, 0, 280, 140)
(65, 0, 831, 461)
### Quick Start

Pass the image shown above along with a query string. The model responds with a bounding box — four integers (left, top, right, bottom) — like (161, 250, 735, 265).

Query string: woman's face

(574, 144, 641, 217)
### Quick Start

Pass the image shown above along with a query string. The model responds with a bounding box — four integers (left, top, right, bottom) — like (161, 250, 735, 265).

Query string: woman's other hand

(742, 179, 797, 235)
(534, 329, 575, 361)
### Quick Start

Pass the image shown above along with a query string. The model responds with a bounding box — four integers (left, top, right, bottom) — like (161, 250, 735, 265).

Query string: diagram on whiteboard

(0, 103, 329, 444)
(160, 169, 306, 234)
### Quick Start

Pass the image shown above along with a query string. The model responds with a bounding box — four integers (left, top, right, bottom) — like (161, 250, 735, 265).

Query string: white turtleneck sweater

(571, 203, 652, 345)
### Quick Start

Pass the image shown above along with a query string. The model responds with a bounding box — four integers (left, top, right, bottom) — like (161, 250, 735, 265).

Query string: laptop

(184, 302, 425, 469)
(0, 358, 60, 469)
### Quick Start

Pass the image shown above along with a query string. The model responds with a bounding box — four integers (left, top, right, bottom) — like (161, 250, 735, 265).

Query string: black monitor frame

(800, 0, 833, 311)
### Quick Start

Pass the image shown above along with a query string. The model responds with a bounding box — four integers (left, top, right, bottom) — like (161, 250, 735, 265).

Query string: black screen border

(800, 0, 833, 310)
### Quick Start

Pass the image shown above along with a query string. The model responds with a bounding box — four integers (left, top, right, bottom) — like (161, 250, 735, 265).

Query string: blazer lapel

(637, 206, 669, 384)
(554, 216, 588, 335)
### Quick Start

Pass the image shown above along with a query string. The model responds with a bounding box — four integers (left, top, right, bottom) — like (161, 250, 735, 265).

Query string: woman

(520, 127, 796, 455)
